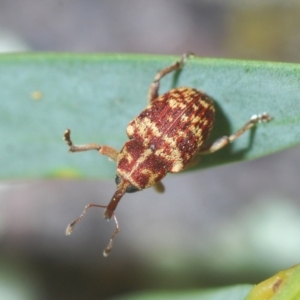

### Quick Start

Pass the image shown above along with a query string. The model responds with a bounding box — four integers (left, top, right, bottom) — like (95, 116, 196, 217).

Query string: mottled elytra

(64, 53, 272, 256)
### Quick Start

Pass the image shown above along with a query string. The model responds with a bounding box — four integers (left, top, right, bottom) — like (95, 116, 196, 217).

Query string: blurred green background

(1, 1, 300, 299)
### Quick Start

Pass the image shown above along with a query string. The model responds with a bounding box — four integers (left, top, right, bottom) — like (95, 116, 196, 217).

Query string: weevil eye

(125, 185, 139, 193)
(115, 175, 139, 193)
(115, 174, 121, 185)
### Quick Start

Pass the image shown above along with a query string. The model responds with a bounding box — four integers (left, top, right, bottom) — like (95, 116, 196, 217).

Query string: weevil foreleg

(148, 52, 194, 103)
(64, 129, 119, 161)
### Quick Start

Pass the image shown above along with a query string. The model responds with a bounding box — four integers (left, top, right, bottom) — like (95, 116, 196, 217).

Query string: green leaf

(1, 53, 299, 179)
(112, 285, 252, 300)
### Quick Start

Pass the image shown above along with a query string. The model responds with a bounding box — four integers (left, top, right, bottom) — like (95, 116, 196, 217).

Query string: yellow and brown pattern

(119, 87, 215, 189)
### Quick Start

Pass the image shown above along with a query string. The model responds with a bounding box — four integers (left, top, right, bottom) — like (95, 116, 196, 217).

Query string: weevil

(64, 53, 272, 256)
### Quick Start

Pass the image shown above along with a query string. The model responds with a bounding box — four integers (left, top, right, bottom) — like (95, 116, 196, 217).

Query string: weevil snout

(104, 176, 140, 219)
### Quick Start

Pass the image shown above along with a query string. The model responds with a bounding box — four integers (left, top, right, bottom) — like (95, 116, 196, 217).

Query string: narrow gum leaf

(1, 53, 299, 179)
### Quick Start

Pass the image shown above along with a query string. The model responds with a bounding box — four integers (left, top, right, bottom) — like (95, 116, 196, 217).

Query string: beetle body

(118, 87, 215, 191)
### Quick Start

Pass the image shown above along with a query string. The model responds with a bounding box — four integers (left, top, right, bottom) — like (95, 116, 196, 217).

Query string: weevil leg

(183, 155, 201, 170)
(198, 113, 272, 154)
(153, 181, 165, 193)
(64, 129, 119, 161)
(148, 52, 194, 103)
(66, 203, 120, 257)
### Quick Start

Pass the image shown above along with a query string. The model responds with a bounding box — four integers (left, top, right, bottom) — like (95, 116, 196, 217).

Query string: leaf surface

(1, 53, 299, 179)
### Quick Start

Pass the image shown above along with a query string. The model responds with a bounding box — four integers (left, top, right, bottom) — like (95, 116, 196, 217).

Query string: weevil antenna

(65, 203, 121, 257)
(103, 212, 120, 257)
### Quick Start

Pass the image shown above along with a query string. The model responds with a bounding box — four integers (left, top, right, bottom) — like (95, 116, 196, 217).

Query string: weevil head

(114, 173, 139, 193)
(104, 140, 169, 219)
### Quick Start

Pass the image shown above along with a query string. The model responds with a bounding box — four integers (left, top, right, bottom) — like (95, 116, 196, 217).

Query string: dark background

(1, 1, 300, 299)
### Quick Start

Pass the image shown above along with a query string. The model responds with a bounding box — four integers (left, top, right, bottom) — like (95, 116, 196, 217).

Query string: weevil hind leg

(64, 129, 119, 161)
(148, 52, 194, 103)
(66, 203, 120, 257)
(198, 113, 272, 154)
